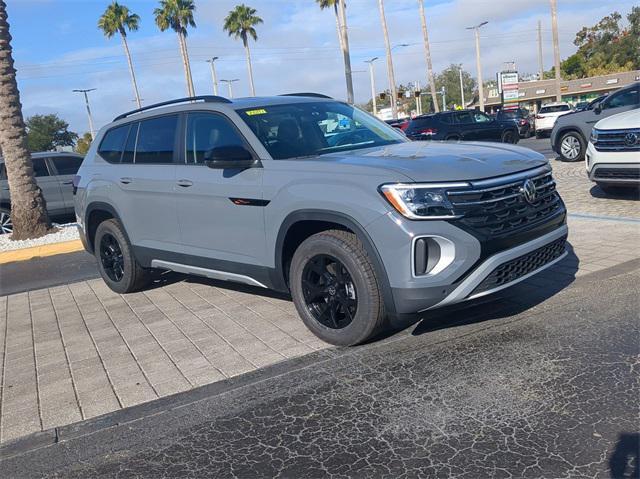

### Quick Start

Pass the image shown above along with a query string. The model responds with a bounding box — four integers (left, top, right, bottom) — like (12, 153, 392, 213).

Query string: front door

(49, 155, 83, 212)
(175, 111, 265, 267)
(471, 111, 502, 141)
(586, 84, 640, 127)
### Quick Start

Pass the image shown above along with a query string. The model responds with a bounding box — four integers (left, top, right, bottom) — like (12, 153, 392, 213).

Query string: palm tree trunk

(177, 31, 195, 97)
(243, 38, 256, 96)
(332, 4, 344, 52)
(378, 0, 398, 119)
(337, 0, 353, 104)
(0, 0, 50, 240)
(120, 33, 141, 108)
(418, 0, 439, 112)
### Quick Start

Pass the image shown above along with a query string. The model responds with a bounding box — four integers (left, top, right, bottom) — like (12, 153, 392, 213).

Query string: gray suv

(551, 82, 639, 162)
(75, 95, 568, 345)
(1, 152, 83, 234)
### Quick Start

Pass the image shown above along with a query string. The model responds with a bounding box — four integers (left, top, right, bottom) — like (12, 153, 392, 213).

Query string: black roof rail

(279, 92, 333, 99)
(113, 95, 232, 121)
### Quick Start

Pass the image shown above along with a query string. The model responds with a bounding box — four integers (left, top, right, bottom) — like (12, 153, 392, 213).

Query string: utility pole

(537, 20, 544, 80)
(220, 79, 239, 98)
(72, 88, 96, 140)
(337, 0, 354, 104)
(459, 67, 465, 107)
(206, 57, 219, 95)
(378, 0, 398, 119)
(414, 80, 421, 116)
(550, 0, 562, 101)
(441, 86, 446, 111)
(365, 57, 379, 116)
(466, 21, 488, 112)
(418, 0, 439, 113)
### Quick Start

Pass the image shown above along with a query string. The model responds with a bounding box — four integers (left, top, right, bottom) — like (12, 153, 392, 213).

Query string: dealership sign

(499, 71, 519, 104)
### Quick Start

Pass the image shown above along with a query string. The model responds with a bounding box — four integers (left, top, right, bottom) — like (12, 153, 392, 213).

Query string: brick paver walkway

(0, 159, 638, 444)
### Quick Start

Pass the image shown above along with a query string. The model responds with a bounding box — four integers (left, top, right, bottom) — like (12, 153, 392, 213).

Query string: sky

(8, 0, 638, 134)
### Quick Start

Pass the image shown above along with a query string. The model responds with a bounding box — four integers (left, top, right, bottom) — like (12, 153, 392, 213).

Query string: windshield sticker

(245, 109, 267, 116)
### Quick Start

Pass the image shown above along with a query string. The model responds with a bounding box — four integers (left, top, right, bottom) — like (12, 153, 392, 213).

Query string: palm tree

(154, 0, 196, 97)
(98, 2, 142, 108)
(223, 4, 263, 96)
(0, 0, 50, 239)
(316, 0, 353, 104)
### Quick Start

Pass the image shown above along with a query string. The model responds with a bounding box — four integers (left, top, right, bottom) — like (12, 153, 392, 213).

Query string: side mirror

(594, 103, 603, 114)
(204, 146, 259, 169)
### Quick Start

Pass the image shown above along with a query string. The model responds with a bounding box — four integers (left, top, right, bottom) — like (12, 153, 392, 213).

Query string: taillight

(419, 128, 438, 136)
(519, 119, 527, 126)
(72, 175, 81, 195)
(535, 115, 543, 120)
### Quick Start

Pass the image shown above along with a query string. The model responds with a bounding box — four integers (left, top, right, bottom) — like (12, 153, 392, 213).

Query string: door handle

(61, 180, 73, 185)
(176, 179, 193, 187)
(120, 177, 132, 184)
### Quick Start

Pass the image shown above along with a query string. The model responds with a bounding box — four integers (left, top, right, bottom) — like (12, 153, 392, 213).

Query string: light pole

(220, 79, 239, 98)
(466, 21, 488, 112)
(72, 88, 96, 140)
(459, 67, 465, 107)
(364, 57, 379, 116)
(206, 57, 219, 96)
(418, 0, 439, 113)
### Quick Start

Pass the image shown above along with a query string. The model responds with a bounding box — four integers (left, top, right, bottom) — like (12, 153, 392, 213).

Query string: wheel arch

(84, 202, 129, 254)
(554, 127, 586, 149)
(274, 210, 397, 315)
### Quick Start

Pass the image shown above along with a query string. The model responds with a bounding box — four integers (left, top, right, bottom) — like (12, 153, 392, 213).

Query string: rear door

(49, 155, 83, 213)
(452, 111, 476, 140)
(174, 111, 265, 265)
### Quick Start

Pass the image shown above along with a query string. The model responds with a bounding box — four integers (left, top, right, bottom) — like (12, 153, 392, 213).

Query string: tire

(535, 131, 543, 139)
(0, 208, 12, 235)
(558, 131, 586, 162)
(445, 135, 460, 142)
(289, 230, 385, 346)
(94, 219, 150, 294)
(501, 130, 517, 144)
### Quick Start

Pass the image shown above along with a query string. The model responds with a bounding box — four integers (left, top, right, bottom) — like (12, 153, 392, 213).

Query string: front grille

(593, 129, 640, 152)
(470, 235, 567, 296)
(593, 167, 640, 180)
(448, 170, 563, 238)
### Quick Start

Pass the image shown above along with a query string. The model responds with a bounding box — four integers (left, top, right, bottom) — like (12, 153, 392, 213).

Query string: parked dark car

(495, 107, 534, 138)
(0, 152, 83, 234)
(385, 118, 409, 131)
(405, 110, 520, 143)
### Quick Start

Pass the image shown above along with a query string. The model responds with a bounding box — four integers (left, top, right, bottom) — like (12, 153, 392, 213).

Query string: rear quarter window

(539, 105, 570, 113)
(98, 125, 130, 163)
(51, 156, 83, 175)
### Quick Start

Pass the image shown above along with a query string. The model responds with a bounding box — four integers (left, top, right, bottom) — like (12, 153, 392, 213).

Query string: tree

(316, 0, 353, 104)
(223, 4, 262, 97)
(25, 114, 78, 152)
(75, 132, 93, 155)
(433, 64, 475, 111)
(98, 1, 142, 108)
(155, 0, 196, 97)
(0, 0, 50, 239)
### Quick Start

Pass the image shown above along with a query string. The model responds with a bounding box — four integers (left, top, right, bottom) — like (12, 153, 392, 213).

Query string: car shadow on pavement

(609, 432, 639, 479)
(589, 185, 640, 201)
(408, 244, 579, 338)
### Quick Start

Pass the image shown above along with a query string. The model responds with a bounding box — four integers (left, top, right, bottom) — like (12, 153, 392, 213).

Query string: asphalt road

(2, 259, 638, 478)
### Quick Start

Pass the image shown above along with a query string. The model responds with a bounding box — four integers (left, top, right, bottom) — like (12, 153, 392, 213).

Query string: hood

(595, 108, 640, 130)
(311, 141, 548, 182)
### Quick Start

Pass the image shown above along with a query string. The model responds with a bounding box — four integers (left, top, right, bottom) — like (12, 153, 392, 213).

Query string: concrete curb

(0, 240, 84, 265)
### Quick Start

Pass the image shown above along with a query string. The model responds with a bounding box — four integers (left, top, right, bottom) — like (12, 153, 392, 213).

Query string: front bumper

(586, 142, 640, 184)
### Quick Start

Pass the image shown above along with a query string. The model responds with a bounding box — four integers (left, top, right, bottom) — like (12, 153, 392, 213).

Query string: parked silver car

(0, 152, 83, 234)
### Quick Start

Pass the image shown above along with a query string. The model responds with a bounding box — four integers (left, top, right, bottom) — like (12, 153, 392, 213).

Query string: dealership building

(473, 70, 640, 113)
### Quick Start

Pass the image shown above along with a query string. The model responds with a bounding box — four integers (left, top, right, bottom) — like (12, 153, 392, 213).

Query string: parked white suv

(586, 109, 640, 193)
(535, 103, 572, 138)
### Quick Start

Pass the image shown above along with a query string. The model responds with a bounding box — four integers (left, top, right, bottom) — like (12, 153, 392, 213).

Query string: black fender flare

(84, 202, 130, 254)
(273, 209, 397, 315)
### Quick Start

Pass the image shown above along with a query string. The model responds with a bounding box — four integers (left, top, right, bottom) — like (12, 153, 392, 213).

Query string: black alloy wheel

(301, 254, 358, 330)
(99, 233, 125, 282)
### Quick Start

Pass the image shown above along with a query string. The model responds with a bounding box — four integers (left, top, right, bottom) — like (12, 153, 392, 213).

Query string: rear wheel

(289, 230, 385, 346)
(558, 131, 585, 162)
(95, 219, 150, 294)
(501, 130, 517, 144)
(445, 135, 460, 141)
(0, 208, 12, 235)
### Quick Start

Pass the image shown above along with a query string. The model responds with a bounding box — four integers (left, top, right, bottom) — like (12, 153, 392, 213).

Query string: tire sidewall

(95, 219, 139, 294)
(559, 131, 585, 162)
(290, 235, 381, 346)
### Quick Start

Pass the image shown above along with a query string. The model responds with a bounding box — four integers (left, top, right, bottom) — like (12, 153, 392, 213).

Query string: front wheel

(289, 230, 385, 346)
(558, 131, 585, 162)
(0, 208, 12, 235)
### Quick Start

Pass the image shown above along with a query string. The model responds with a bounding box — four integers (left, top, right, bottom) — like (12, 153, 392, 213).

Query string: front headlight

(380, 183, 469, 220)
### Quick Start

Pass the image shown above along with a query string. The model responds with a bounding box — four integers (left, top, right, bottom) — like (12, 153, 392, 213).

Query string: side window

(98, 125, 129, 163)
(473, 112, 491, 123)
(51, 156, 82, 175)
(439, 114, 454, 125)
(185, 113, 247, 164)
(454, 112, 473, 124)
(604, 87, 639, 109)
(121, 122, 139, 164)
(135, 115, 178, 164)
(32, 158, 50, 177)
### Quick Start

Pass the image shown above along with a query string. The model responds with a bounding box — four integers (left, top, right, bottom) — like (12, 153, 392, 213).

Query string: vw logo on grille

(624, 132, 638, 147)
(520, 179, 538, 204)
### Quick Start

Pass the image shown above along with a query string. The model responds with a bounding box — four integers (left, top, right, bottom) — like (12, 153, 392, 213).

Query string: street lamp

(466, 21, 488, 112)
(72, 88, 96, 140)
(364, 57, 379, 116)
(206, 57, 219, 96)
(220, 79, 239, 99)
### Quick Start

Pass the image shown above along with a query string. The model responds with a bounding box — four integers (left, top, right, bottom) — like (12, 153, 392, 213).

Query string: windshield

(236, 101, 406, 159)
(540, 105, 570, 114)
